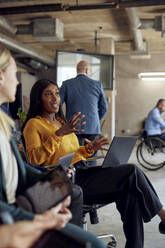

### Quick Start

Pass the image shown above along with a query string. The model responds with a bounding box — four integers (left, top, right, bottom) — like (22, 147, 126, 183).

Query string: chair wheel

(107, 236, 117, 248)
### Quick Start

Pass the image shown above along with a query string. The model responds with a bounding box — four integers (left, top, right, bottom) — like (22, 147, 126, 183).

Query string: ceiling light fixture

(138, 72, 165, 81)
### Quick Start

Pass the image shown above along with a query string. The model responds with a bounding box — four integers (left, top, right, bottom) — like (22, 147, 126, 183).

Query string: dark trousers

(74, 162, 162, 248)
(76, 134, 99, 166)
(69, 184, 83, 227)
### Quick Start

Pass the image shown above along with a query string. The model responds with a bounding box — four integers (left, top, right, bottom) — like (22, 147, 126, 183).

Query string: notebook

(102, 136, 138, 168)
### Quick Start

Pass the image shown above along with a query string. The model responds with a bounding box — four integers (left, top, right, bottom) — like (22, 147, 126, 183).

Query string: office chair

(82, 204, 117, 248)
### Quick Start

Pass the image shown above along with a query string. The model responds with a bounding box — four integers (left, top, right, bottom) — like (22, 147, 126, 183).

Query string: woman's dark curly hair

(22, 79, 65, 132)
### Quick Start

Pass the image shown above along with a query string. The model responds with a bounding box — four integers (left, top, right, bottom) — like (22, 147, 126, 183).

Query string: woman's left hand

(56, 112, 86, 136)
(67, 168, 73, 178)
(85, 135, 109, 152)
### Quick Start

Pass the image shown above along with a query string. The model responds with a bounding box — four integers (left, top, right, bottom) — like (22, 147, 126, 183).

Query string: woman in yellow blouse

(23, 79, 165, 248)
(22, 80, 108, 167)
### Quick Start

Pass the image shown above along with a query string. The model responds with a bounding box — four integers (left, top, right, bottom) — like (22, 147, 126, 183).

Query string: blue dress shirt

(60, 74, 108, 135)
(145, 107, 165, 135)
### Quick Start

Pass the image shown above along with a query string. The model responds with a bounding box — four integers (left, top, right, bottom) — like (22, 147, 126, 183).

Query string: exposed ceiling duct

(140, 14, 165, 38)
(16, 18, 64, 42)
(0, 16, 60, 70)
(33, 18, 63, 42)
(0, 33, 55, 67)
(125, 8, 147, 53)
(1, 1, 165, 15)
(0, 16, 17, 34)
(0, 16, 63, 42)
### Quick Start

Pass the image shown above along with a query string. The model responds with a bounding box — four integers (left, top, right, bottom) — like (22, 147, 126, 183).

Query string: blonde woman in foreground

(0, 46, 106, 248)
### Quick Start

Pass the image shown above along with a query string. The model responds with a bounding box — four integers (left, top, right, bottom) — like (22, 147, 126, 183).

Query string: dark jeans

(76, 134, 99, 166)
(74, 161, 162, 248)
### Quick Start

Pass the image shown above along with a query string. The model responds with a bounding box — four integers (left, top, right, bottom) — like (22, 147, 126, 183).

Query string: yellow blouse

(23, 116, 93, 167)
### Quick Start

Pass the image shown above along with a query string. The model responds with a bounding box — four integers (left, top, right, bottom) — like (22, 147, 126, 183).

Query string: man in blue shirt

(60, 60, 108, 164)
(145, 99, 165, 140)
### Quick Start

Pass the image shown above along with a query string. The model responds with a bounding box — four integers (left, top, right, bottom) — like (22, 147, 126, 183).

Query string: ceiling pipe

(125, 7, 146, 52)
(0, 33, 55, 67)
(0, 16, 17, 34)
(1, 0, 45, 2)
(16, 61, 35, 74)
(119, 0, 165, 8)
(1, 1, 165, 15)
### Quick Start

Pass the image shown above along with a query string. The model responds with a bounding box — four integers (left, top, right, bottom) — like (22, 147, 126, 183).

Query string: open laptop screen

(102, 136, 137, 168)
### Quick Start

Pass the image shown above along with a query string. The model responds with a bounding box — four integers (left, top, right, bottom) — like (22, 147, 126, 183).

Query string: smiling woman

(22, 79, 66, 125)
(41, 84, 61, 125)
(22, 79, 87, 166)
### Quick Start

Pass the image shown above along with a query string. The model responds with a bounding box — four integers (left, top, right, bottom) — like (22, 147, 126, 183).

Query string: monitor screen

(56, 50, 114, 90)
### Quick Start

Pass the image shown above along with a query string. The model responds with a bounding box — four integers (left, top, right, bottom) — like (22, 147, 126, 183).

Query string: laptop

(102, 136, 138, 168)
(46, 153, 75, 170)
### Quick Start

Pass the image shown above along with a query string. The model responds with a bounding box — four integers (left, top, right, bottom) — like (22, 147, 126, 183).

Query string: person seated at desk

(145, 99, 165, 140)
(23, 79, 165, 248)
(0, 46, 106, 248)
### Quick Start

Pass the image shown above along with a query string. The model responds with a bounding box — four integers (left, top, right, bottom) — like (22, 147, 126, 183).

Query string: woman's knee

(119, 163, 140, 178)
(124, 163, 139, 171)
(128, 163, 137, 170)
(128, 163, 143, 175)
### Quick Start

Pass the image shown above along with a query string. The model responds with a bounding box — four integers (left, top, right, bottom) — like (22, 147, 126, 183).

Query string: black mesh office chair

(82, 204, 117, 248)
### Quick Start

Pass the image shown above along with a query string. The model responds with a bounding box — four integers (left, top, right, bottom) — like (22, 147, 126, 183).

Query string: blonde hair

(0, 109, 14, 140)
(0, 46, 14, 139)
(0, 46, 11, 72)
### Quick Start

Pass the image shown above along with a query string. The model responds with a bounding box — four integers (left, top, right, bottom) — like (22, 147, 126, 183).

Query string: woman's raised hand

(56, 112, 86, 136)
(85, 135, 109, 152)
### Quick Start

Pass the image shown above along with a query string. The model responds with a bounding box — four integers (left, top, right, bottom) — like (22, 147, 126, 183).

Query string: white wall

(115, 53, 165, 135)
